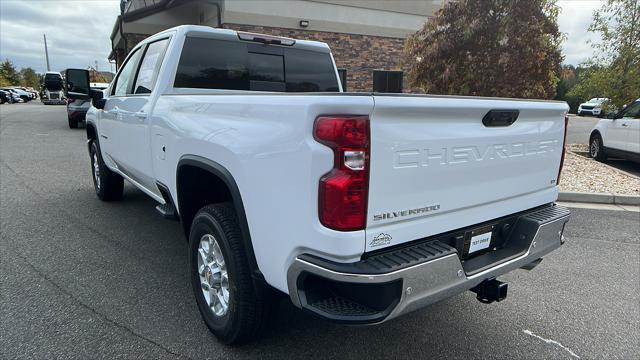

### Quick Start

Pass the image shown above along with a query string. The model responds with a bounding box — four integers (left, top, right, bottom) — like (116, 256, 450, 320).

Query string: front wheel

(590, 134, 607, 162)
(89, 141, 123, 201)
(189, 204, 276, 345)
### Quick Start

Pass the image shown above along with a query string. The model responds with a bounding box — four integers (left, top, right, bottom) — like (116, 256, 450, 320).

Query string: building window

(373, 70, 403, 93)
(338, 69, 347, 92)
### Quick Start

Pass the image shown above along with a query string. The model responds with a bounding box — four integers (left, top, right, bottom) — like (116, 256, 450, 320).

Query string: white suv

(578, 98, 609, 117)
(589, 99, 640, 163)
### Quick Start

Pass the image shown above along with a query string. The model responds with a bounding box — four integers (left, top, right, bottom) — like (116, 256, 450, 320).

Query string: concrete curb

(558, 191, 640, 205)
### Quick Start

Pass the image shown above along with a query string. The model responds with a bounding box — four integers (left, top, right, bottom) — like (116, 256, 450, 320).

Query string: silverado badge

(370, 233, 392, 248)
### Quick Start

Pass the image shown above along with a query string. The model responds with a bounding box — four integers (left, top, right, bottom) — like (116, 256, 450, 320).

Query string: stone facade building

(110, 0, 439, 92)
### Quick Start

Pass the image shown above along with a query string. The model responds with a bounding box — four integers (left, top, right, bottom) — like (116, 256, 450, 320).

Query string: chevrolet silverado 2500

(64, 25, 571, 344)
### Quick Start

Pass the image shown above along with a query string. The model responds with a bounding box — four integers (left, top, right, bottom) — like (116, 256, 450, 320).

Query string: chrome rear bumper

(287, 205, 570, 324)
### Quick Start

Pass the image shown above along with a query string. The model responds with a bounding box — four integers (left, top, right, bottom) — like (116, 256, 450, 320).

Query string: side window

(621, 102, 640, 119)
(175, 37, 249, 90)
(133, 38, 170, 94)
(112, 48, 142, 96)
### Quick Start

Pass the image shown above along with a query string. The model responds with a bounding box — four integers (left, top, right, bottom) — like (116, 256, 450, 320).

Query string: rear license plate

(461, 224, 495, 258)
(469, 231, 492, 254)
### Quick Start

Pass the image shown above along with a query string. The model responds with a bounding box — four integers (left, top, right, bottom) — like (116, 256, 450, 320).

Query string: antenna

(43, 34, 50, 71)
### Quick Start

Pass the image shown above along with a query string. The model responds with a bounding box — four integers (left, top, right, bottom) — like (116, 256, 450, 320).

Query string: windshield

(44, 74, 63, 91)
(588, 98, 607, 104)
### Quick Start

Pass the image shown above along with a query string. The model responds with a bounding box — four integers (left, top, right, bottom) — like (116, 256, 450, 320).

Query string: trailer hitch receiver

(471, 278, 507, 304)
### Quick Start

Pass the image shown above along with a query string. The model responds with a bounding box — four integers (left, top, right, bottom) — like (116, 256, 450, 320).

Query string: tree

(568, 0, 640, 109)
(20, 67, 40, 89)
(404, 0, 563, 99)
(0, 59, 21, 87)
(555, 65, 585, 112)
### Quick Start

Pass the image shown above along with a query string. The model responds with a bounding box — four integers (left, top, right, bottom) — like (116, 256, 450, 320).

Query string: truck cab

(41, 72, 66, 105)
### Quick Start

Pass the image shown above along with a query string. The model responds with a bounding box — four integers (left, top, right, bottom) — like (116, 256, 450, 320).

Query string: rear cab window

(174, 37, 339, 92)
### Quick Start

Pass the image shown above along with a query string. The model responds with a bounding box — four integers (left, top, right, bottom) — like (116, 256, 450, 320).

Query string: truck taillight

(557, 115, 569, 185)
(314, 115, 370, 231)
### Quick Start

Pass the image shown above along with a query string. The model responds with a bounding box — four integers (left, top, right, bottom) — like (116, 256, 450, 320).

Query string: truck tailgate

(366, 95, 568, 251)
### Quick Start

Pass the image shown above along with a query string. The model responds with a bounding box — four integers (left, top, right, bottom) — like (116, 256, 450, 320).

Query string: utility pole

(43, 34, 50, 71)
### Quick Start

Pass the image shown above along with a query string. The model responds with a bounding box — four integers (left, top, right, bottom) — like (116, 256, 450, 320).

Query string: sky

(0, 0, 605, 75)
(0, 0, 121, 74)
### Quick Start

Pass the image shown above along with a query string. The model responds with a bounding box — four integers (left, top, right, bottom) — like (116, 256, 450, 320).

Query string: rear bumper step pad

(287, 204, 570, 324)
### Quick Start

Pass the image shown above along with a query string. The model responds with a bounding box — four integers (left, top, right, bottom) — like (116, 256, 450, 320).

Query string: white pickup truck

(64, 25, 571, 344)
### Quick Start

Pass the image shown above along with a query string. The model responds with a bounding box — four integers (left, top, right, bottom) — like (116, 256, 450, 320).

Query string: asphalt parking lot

(1, 102, 639, 359)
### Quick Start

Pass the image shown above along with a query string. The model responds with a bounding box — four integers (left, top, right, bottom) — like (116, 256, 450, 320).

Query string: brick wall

(223, 23, 409, 92)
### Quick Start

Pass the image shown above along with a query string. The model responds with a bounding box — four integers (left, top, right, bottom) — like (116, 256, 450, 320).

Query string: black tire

(189, 203, 276, 345)
(89, 141, 123, 201)
(68, 115, 79, 129)
(590, 133, 607, 162)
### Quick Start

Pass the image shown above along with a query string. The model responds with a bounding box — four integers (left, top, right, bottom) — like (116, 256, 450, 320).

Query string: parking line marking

(523, 329, 581, 359)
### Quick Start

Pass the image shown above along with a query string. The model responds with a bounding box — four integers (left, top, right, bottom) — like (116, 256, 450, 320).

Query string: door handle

(621, 123, 629, 127)
(135, 111, 147, 121)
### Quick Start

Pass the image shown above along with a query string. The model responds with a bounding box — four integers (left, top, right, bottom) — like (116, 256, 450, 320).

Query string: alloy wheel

(197, 234, 230, 317)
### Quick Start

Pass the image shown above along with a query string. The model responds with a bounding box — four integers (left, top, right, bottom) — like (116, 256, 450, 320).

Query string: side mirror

(63, 68, 90, 99)
(607, 113, 616, 119)
(90, 89, 106, 110)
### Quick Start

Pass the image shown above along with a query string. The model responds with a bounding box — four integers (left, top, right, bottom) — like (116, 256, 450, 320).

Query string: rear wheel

(89, 141, 123, 201)
(590, 134, 607, 162)
(189, 204, 276, 345)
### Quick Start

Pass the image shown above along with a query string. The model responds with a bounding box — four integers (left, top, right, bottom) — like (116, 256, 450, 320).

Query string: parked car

(15, 87, 36, 100)
(67, 82, 110, 128)
(578, 98, 610, 117)
(64, 25, 571, 344)
(9, 87, 32, 102)
(0, 88, 23, 103)
(25, 87, 39, 99)
(0, 89, 11, 104)
(590, 99, 640, 163)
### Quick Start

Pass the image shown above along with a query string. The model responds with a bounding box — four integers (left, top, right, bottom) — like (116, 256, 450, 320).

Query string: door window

(133, 38, 170, 94)
(621, 101, 640, 119)
(112, 47, 143, 97)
